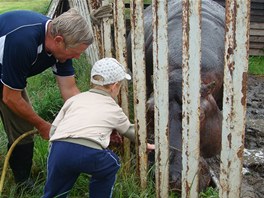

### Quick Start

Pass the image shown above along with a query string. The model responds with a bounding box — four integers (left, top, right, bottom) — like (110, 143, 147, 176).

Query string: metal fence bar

(219, 0, 251, 197)
(101, 0, 112, 57)
(68, 0, 100, 65)
(46, 0, 60, 18)
(113, 0, 131, 169)
(130, 0, 149, 189)
(181, 0, 202, 197)
(152, 0, 170, 197)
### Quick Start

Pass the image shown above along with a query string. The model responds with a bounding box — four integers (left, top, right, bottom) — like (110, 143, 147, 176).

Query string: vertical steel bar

(69, 0, 100, 65)
(130, 0, 148, 189)
(46, 0, 60, 18)
(152, 0, 169, 197)
(113, 0, 131, 169)
(101, 0, 112, 57)
(181, 0, 202, 197)
(219, 0, 251, 197)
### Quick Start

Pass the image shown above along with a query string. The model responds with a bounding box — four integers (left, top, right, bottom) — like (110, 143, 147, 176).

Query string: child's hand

(110, 130, 123, 145)
(147, 143, 155, 151)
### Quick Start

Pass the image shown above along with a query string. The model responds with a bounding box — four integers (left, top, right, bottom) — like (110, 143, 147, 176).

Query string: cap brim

(125, 73, 131, 80)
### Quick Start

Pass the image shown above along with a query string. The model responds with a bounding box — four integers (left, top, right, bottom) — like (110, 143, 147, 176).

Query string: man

(0, 8, 93, 187)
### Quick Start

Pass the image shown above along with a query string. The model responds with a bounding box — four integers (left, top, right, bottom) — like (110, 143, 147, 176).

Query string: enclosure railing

(48, 0, 251, 197)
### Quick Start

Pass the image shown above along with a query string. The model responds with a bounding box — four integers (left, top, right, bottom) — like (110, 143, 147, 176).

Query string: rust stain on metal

(227, 133, 232, 148)
(182, 0, 190, 56)
(185, 180, 190, 194)
(227, 47, 234, 55)
(228, 60, 235, 75)
(237, 146, 244, 158)
(166, 124, 169, 137)
(153, 1, 158, 29)
(228, 160, 231, 168)
(136, 120, 140, 131)
(221, 167, 227, 175)
(123, 51, 126, 59)
(233, 3, 237, 49)
(156, 141, 162, 195)
(130, 0, 136, 34)
(241, 72, 248, 106)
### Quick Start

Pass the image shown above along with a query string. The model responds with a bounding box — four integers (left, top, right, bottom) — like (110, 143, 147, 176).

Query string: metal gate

(48, 0, 251, 197)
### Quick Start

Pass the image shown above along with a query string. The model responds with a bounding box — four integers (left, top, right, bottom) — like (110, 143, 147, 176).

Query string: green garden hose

(0, 129, 38, 196)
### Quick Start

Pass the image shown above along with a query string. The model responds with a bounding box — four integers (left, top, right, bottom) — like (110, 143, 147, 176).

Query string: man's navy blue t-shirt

(0, 10, 75, 90)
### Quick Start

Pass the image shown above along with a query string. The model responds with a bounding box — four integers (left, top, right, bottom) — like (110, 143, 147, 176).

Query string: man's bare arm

(56, 76, 80, 101)
(2, 85, 50, 139)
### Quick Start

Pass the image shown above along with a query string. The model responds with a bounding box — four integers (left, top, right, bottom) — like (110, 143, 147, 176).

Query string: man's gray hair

(50, 8, 93, 48)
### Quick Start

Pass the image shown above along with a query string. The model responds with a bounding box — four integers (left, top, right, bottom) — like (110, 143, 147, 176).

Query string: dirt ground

(207, 75, 264, 198)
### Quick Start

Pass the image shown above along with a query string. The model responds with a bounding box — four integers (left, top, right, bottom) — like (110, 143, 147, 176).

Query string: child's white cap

(91, 57, 131, 86)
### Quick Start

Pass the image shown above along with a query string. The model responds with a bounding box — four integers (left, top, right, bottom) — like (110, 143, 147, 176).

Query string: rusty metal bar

(113, 0, 131, 169)
(181, 0, 202, 197)
(69, 0, 100, 65)
(219, 0, 251, 197)
(152, 0, 169, 197)
(46, 0, 60, 18)
(130, 0, 148, 189)
(101, 0, 112, 57)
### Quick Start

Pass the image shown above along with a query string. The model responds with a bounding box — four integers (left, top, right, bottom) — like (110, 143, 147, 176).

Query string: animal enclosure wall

(47, 0, 251, 197)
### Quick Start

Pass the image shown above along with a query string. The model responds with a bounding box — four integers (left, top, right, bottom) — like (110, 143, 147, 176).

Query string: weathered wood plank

(250, 29, 264, 36)
(249, 49, 264, 56)
(250, 22, 264, 29)
(250, 36, 264, 42)
(250, 42, 264, 49)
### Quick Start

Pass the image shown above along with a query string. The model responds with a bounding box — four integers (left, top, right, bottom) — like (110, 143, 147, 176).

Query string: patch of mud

(207, 75, 264, 198)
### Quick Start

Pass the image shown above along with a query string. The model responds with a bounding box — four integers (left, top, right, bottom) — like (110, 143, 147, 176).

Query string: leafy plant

(199, 187, 219, 198)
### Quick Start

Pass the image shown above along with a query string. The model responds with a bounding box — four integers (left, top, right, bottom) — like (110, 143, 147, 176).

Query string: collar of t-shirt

(89, 88, 111, 97)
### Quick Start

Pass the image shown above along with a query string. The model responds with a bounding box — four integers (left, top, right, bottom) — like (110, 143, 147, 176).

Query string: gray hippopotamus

(147, 77, 223, 191)
(126, 0, 225, 192)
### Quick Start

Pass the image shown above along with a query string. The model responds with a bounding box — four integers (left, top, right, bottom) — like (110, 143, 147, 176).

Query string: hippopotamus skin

(126, 0, 225, 193)
(127, 0, 225, 108)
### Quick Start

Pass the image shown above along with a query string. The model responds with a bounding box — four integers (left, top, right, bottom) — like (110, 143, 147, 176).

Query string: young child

(42, 57, 155, 198)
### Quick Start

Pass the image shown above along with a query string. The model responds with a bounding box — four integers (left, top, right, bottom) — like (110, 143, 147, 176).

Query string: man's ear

(54, 36, 64, 46)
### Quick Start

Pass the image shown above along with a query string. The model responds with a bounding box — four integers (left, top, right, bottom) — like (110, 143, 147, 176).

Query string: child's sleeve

(122, 124, 135, 142)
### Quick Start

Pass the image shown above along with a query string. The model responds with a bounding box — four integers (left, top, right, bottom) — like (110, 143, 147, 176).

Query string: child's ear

(109, 83, 117, 92)
(112, 82, 119, 88)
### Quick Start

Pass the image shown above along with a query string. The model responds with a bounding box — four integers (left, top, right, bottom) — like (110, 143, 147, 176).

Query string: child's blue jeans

(42, 141, 120, 198)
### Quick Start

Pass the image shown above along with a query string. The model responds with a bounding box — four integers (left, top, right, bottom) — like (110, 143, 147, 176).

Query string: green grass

(0, 0, 50, 14)
(248, 56, 264, 75)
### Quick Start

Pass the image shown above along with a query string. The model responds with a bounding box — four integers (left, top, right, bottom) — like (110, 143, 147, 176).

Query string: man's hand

(36, 121, 51, 140)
